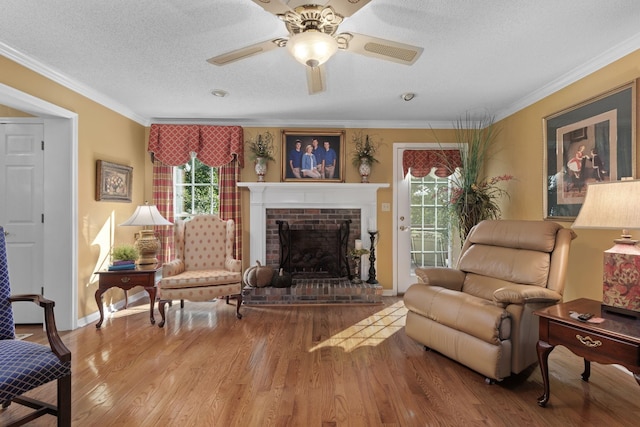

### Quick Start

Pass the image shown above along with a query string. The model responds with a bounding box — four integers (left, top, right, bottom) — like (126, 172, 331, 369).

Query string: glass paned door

(395, 143, 457, 294)
(409, 173, 450, 270)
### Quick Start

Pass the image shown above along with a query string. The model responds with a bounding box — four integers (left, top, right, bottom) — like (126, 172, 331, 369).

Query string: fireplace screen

(277, 220, 351, 278)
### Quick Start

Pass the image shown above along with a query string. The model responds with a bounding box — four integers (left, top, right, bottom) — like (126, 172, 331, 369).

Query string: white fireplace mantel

(238, 182, 389, 264)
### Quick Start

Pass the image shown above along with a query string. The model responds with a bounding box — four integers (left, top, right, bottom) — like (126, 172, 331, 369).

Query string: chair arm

(9, 294, 71, 363)
(226, 257, 241, 273)
(163, 259, 185, 277)
(493, 285, 563, 305)
(414, 267, 465, 291)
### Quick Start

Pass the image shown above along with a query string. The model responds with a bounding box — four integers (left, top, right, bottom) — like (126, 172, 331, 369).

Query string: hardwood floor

(2, 297, 639, 426)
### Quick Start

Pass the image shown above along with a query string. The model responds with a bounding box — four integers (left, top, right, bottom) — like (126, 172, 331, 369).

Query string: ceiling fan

(207, 0, 423, 94)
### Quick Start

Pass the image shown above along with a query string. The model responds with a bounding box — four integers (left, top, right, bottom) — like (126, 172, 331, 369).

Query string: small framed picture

(281, 129, 345, 182)
(96, 160, 133, 202)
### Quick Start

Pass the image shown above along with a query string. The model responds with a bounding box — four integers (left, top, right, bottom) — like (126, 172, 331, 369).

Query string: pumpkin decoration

(243, 260, 274, 288)
(272, 268, 292, 288)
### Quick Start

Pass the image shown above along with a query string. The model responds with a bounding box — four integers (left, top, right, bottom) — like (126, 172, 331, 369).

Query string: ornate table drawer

(98, 272, 153, 288)
(549, 322, 639, 366)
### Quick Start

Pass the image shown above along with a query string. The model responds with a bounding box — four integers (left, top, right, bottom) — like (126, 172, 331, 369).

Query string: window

(173, 156, 218, 219)
(410, 171, 451, 269)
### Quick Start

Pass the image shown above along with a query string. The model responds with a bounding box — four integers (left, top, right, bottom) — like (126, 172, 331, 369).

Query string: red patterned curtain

(199, 126, 244, 168)
(152, 160, 174, 265)
(148, 124, 199, 166)
(148, 124, 244, 261)
(403, 149, 462, 178)
(219, 157, 242, 259)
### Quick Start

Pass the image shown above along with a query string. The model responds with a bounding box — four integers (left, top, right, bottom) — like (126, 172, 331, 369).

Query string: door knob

(399, 225, 410, 231)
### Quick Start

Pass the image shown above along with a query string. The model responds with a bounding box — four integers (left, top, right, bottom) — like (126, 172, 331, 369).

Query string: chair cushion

(403, 284, 511, 345)
(183, 218, 229, 270)
(159, 282, 242, 302)
(0, 340, 71, 402)
(459, 245, 551, 288)
(159, 269, 241, 289)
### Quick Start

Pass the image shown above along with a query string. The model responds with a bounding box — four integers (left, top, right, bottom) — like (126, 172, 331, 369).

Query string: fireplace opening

(277, 220, 351, 279)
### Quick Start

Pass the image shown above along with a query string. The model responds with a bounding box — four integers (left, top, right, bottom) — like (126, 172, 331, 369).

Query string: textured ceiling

(1, 0, 640, 128)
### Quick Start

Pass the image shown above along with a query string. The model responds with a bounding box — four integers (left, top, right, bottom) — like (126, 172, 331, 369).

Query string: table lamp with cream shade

(119, 203, 172, 270)
(572, 179, 640, 317)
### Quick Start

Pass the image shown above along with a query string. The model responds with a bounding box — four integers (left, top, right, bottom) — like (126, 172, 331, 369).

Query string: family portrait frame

(96, 160, 133, 202)
(543, 81, 636, 220)
(281, 129, 346, 182)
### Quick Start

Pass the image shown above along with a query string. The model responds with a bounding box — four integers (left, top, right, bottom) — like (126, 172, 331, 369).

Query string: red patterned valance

(403, 149, 462, 178)
(148, 124, 244, 167)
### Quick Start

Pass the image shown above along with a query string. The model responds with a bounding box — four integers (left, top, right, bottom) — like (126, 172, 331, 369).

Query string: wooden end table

(94, 268, 160, 328)
(534, 298, 640, 407)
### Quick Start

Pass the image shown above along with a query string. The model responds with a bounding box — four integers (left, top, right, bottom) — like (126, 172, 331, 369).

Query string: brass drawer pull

(576, 334, 602, 348)
(120, 277, 131, 284)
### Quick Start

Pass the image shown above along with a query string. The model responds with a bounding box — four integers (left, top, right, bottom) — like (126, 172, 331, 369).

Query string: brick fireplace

(237, 182, 388, 304)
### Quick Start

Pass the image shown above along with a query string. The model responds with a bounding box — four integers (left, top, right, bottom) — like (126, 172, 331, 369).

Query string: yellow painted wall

(490, 49, 640, 301)
(2, 46, 639, 323)
(0, 56, 148, 319)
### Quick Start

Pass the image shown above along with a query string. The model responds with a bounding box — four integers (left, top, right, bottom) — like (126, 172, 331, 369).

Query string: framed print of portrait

(96, 160, 133, 202)
(281, 129, 345, 182)
(543, 81, 636, 220)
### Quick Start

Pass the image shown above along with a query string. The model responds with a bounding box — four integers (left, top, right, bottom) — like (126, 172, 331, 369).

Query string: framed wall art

(543, 81, 636, 220)
(96, 160, 133, 202)
(281, 129, 345, 182)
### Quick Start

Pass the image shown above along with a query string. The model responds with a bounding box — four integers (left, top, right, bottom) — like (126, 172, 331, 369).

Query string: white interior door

(0, 123, 44, 323)
(394, 143, 457, 294)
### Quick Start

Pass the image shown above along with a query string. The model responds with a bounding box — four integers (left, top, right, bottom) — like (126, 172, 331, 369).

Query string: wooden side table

(94, 268, 160, 329)
(534, 298, 640, 407)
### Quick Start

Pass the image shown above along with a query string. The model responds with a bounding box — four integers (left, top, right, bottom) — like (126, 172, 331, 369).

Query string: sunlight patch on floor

(309, 301, 408, 352)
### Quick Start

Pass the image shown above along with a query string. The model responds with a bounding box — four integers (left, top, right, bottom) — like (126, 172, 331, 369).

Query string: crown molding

(148, 117, 456, 129)
(0, 41, 147, 126)
(496, 32, 640, 122)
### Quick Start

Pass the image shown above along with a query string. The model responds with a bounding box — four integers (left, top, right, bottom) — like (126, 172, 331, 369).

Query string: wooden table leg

(536, 340, 554, 407)
(145, 286, 156, 325)
(95, 288, 106, 329)
(581, 359, 591, 382)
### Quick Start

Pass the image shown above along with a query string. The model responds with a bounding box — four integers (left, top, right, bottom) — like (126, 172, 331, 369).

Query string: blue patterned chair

(0, 226, 71, 426)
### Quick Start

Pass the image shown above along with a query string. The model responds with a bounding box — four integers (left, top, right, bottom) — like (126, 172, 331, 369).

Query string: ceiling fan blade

(250, 0, 292, 15)
(306, 65, 326, 95)
(207, 39, 283, 66)
(325, 0, 372, 17)
(341, 32, 423, 65)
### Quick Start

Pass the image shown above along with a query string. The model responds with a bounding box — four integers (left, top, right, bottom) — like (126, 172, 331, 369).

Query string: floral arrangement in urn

(351, 131, 381, 182)
(245, 131, 276, 182)
(246, 131, 276, 161)
(439, 114, 514, 242)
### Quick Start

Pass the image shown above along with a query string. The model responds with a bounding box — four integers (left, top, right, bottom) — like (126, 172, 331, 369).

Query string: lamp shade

(573, 179, 640, 317)
(119, 204, 172, 227)
(572, 180, 640, 230)
(287, 30, 338, 67)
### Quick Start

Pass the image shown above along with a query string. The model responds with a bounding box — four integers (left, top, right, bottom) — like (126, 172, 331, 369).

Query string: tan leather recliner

(403, 220, 576, 382)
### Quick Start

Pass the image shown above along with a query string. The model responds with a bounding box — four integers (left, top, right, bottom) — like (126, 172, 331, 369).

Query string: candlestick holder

(367, 231, 378, 284)
(350, 248, 369, 284)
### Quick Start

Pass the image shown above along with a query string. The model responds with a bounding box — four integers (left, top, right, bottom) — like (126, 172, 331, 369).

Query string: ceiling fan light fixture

(287, 31, 338, 68)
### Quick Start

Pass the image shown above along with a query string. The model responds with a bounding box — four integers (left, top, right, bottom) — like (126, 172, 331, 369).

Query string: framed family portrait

(96, 160, 133, 202)
(281, 129, 346, 182)
(543, 81, 636, 219)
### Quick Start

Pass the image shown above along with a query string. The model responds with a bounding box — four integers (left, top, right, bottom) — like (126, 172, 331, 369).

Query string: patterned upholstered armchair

(0, 227, 71, 426)
(157, 215, 243, 327)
